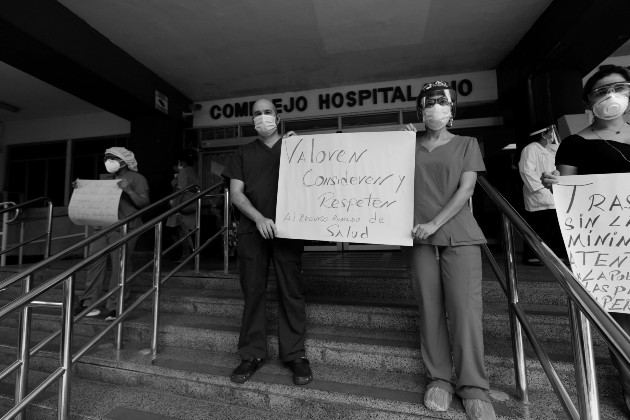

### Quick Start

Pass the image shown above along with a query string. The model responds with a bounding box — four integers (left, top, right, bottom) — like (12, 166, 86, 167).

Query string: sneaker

(463, 399, 497, 420)
(286, 357, 313, 385)
(230, 358, 264, 384)
(424, 386, 452, 412)
(86, 308, 101, 317)
(104, 310, 117, 321)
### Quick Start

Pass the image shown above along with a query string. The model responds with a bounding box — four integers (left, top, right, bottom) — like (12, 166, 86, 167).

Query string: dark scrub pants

(237, 232, 306, 362)
(408, 244, 490, 402)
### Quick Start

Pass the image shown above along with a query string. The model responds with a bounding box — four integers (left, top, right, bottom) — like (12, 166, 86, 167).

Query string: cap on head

(105, 147, 138, 171)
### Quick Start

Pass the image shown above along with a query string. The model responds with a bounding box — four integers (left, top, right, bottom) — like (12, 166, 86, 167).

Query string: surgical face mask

(422, 104, 452, 130)
(104, 159, 121, 174)
(592, 93, 629, 120)
(253, 114, 278, 137)
(177, 164, 184, 171)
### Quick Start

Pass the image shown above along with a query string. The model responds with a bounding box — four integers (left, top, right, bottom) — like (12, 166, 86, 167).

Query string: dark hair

(582, 65, 630, 102)
(178, 149, 197, 166)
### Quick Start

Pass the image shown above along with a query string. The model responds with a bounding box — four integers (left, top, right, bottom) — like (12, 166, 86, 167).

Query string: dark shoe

(287, 357, 313, 385)
(104, 310, 117, 321)
(230, 358, 264, 384)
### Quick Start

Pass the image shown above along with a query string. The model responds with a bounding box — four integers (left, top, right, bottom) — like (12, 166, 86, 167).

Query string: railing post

(115, 223, 128, 350)
(58, 275, 75, 420)
(194, 195, 201, 272)
(569, 300, 600, 419)
(501, 214, 529, 403)
(152, 223, 163, 363)
(223, 187, 230, 274)
(45, 200, 54, 259)
(19, 221, 25, 266)
(14, 275, 33, 420)
(1, 203, 8, 267)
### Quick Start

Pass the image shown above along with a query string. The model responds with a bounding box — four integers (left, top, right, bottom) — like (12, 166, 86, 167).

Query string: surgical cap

(105, 147, 138, 171)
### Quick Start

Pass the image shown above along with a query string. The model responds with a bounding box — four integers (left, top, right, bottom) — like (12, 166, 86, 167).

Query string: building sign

(194, 70, 497, 127)
(155, 90, 168, 115)
(553, 173, 630, 313)
(276, 131, 415, 246)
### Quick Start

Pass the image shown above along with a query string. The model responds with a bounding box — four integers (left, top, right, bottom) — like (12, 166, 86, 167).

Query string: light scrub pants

(407, 244, 490, 402)
(80, 228, 135, 311)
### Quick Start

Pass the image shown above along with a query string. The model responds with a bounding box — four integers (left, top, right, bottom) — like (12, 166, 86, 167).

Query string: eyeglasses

(103, 155, 121, 161)
(588, 82, 630, 102)
(422, 97, 451, 108)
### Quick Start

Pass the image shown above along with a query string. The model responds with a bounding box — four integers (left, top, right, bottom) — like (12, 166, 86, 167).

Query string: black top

(555, 134, 630, 175)
(223, 138, 283, 234)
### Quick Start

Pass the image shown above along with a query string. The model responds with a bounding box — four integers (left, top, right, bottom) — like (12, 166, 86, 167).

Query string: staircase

(0, 250, 628, 419)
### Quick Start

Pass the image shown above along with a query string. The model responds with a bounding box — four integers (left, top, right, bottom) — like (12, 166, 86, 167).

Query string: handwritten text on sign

(276, 132, 415, 246)
(554, 174, 630, 313)
(68, 179, 122, 227)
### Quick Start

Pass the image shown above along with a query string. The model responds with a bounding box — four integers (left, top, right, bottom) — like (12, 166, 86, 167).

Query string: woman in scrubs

(403, 81, 495, 420)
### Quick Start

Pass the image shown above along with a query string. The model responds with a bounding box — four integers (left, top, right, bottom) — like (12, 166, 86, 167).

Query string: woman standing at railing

(542, 65, 630, 414)
(402, 81, 496, 420)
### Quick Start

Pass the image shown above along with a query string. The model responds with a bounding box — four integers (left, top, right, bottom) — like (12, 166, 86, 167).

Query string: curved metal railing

(0, 197, 54, 267)
(477, 175, 630, 420)
(0, 181, 230, 420)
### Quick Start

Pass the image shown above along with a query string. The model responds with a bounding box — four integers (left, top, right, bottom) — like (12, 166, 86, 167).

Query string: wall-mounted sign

(155, 90, 168, 115)
(193, 70, 497, 127)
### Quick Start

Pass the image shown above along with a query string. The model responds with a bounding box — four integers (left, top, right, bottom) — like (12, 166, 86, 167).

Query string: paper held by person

(69, 179, 123, 227)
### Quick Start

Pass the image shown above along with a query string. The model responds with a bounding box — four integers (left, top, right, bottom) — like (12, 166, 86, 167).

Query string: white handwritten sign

(553, 173, 630, 313)
(276, 132, 415, 246)
(69, 179, 122, 227)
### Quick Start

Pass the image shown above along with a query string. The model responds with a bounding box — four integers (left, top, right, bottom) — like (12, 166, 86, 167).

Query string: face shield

(530, 124, 560, 145)
(416, 82, 457, 118)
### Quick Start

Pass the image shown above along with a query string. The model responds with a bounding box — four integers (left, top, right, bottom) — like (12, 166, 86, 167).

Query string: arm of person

(518, 147, 545, 192)
(541, 164, 577, 189)
(412, 171, 477, 240)
(118, 178, 150, 209)
(230, 178, 277, 239)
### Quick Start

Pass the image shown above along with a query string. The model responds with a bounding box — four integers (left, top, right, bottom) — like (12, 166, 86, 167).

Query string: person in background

(542, 65, 630, 414)
(402, 81, 496, 419)
(518, 122, 567, 265)
(222, 98, 312, 386)
(166, 149, 201, 262)
(75, 147, 150, 321)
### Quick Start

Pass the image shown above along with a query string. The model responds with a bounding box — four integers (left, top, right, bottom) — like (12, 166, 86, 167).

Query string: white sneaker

(86, 308, 101, 317)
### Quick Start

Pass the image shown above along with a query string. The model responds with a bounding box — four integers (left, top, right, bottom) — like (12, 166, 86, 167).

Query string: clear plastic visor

(419, 88, 455, 109)
(588, 82, 630, 102)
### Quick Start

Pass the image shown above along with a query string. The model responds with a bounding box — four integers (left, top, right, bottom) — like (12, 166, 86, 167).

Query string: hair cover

(105, 147, 138, 171)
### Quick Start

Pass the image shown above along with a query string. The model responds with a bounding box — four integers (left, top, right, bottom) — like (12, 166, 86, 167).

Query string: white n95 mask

(105, 159, 121, 174)
(592, 93, 629, 120)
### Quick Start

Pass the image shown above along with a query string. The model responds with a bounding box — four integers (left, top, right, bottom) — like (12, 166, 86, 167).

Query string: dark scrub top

(116, 170, 149, 229)
(414, 135, 486, 246)
(223, 138, 282, 234)
(555, 134, 630, 174)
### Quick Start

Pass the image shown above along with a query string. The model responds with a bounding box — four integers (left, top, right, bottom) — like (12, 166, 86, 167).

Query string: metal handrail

(477, 175, 630, 419)
(0, 197, 54, 267)
(0, 181, 230, 420)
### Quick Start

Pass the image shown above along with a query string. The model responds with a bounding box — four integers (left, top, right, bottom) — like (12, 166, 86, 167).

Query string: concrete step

(2, 340, 627, 420)
(0, 363, 297, 420)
